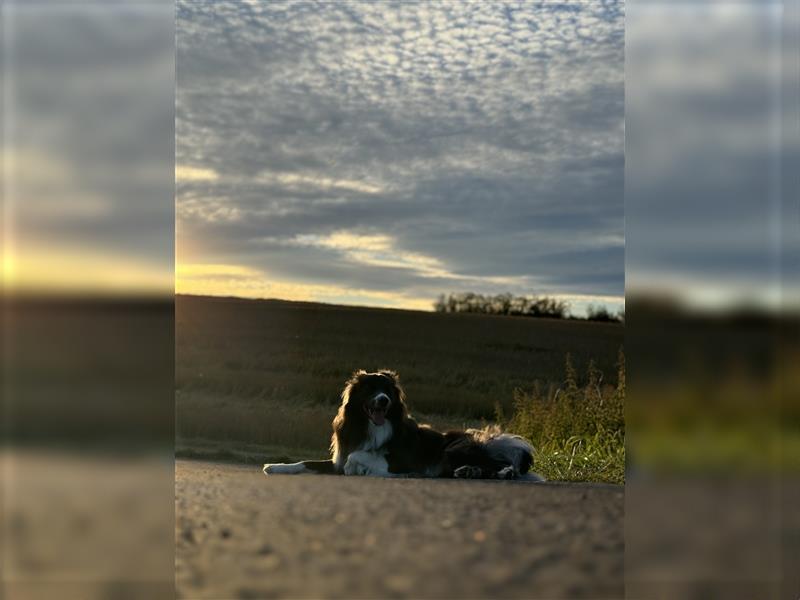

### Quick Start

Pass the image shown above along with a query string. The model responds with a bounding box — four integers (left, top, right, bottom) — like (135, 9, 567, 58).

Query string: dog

(263, 369, 544, 481)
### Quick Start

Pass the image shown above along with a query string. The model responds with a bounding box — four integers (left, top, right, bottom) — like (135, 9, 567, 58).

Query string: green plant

(504, 350, 625, 483)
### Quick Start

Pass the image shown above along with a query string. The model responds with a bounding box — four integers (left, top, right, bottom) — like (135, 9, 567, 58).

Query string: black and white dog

(263, 370, 543, 481)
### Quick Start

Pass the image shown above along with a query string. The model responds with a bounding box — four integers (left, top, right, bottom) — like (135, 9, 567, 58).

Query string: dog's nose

(374, 393, 390, 408)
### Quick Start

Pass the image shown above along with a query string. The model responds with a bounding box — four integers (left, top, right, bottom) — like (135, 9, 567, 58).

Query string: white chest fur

(333, 420, 394, 473)
(360, 421, 393, 451)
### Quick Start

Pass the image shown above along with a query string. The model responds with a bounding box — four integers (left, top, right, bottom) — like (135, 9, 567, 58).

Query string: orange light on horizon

(175, 262, 435, 310)
(2, 246, 173, 297)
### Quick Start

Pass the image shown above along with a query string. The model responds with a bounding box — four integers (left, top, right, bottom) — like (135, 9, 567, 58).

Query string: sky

(3, 3, 174, 296)
(176, 1, 625, 313)
(626, 3, 796, 312)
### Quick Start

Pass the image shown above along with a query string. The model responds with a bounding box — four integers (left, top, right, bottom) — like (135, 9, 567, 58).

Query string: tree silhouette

(432, 292, 570, 319)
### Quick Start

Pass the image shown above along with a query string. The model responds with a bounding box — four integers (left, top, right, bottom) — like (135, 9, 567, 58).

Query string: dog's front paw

(343, 457, 367, 476)
(497, 465, 516, 480)
(454, 465, 482, 479)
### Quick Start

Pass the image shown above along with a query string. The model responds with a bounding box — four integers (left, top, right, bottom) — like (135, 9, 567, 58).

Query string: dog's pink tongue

(371, 410, 386, 426)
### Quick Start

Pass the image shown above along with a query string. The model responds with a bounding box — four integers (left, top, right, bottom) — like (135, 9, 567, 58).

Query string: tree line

(433, 292, 623, 322)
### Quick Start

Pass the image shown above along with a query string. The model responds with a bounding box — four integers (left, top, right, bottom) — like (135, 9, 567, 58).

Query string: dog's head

(341, 369, 407, 427)
(331, 369, 408, 467)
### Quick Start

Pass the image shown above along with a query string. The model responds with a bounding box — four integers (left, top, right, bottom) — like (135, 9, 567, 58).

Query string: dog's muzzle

(366, 392, 391, 426)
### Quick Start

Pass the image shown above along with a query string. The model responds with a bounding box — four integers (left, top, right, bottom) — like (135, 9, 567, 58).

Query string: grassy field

(176, 294, 625, 482)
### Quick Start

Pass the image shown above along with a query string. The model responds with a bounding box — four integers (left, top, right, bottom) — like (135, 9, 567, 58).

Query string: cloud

(257, 173, 383, 195)
(176, 1, 624, 312)
(291, 231, 446, 276)
(176, 165, 219, 182)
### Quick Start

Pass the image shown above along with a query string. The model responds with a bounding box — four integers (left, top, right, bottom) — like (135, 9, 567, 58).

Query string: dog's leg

(263, 461, 309, 475)
(453, 465, 483, 479)
(263, 459, 339, 475)
(301, 459, 338, 474)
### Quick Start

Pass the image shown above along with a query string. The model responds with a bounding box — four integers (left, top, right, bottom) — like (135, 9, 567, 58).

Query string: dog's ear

(343, 370, 366, 393)
(341, 370, 366, 407)
(333, 371, 367, 466)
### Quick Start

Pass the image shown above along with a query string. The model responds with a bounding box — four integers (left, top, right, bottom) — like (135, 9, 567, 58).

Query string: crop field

(176, 294, 625, 482)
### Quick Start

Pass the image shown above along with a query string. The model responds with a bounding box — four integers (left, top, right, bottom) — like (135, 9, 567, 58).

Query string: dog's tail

(466, 425, 545, 481)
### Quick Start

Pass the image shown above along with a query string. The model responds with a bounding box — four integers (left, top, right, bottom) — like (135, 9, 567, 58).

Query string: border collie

(263, 370, 543, 481)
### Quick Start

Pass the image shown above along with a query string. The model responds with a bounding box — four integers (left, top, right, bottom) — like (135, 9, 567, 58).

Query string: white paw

(343, 456, 367, 476)
(497, 465, 516, 480)
(343, 451, 391, 477)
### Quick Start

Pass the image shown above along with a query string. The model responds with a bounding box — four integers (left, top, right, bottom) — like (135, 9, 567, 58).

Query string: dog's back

(384, 418, 540, 480)
(384, 418, 449, 476)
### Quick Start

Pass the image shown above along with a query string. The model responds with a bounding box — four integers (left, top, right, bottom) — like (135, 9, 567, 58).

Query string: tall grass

(501, 350, 625, 484)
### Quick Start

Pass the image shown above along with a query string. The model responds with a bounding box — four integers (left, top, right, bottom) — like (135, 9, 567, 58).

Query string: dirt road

(175, 460, 623, 599)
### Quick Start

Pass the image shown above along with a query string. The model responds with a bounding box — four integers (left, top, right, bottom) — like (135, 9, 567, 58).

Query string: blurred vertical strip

(780, 2, 800, 599)
(626, 1, 798, 599)
(1, 2, 175, 599)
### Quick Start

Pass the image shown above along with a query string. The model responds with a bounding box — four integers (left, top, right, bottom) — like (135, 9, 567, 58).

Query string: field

(176, 294, 625, 482)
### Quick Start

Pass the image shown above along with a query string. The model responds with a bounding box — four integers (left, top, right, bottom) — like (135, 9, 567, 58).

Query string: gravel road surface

(176, 460, 624, 599)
